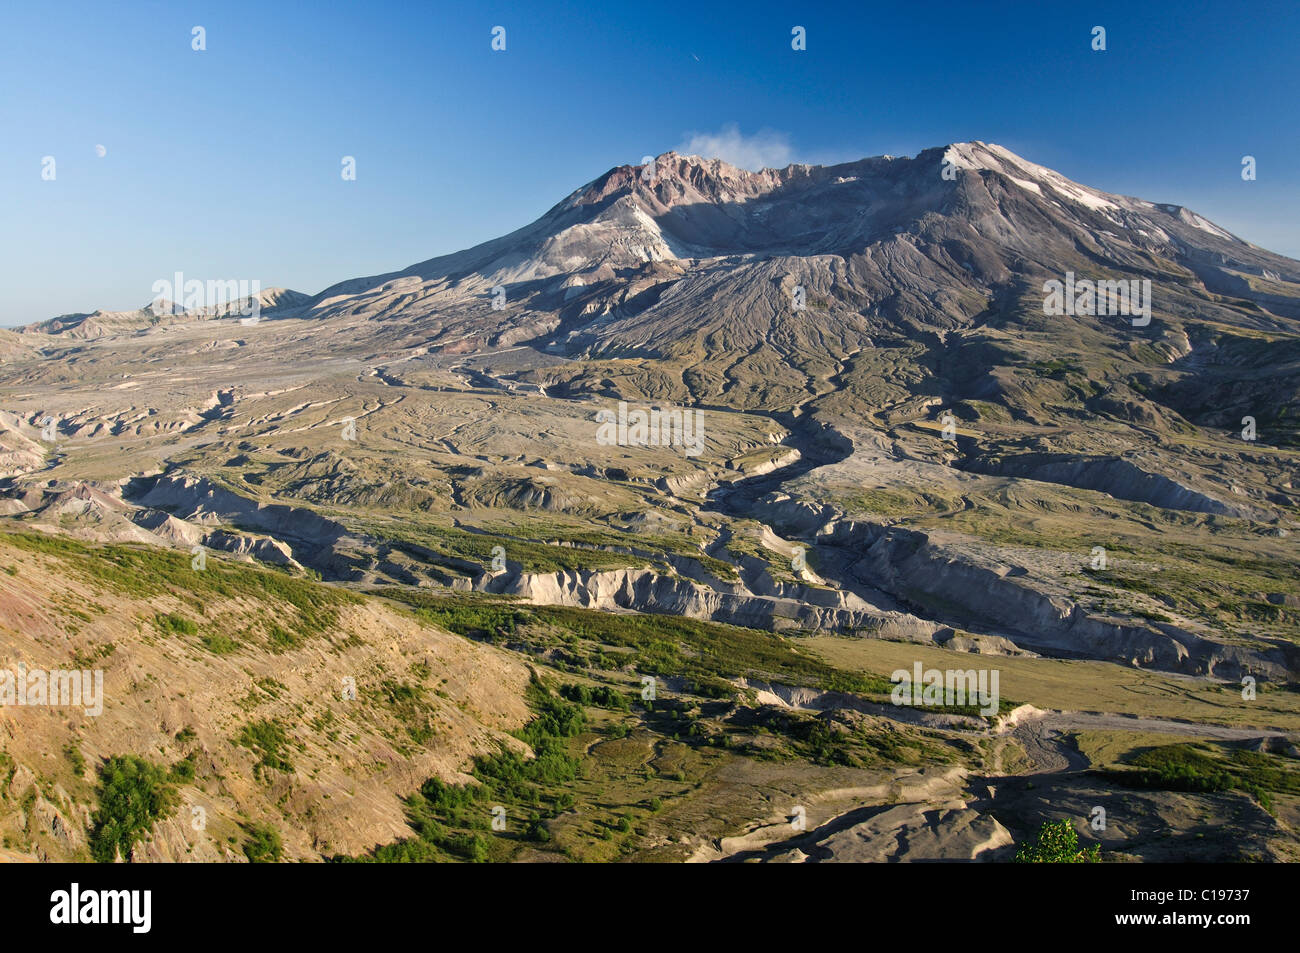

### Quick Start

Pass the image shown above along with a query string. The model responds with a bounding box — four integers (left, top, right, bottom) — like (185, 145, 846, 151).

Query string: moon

(94, 144, 106, 158)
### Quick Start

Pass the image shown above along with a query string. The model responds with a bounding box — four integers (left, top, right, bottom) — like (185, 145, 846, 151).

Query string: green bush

(1109, 744, 1232, 793)
(243, 822, 283, 863)
(169, 752, 197, 783)
(154, 612, 197, 636)
(1104, 744, 1299, 813)
(88, 756, 177, 863)
(560, 683, 630, 710)
(63, 743, 86, 776)
(1014, 819, 1100, 863)
(202, 633, 238, 655)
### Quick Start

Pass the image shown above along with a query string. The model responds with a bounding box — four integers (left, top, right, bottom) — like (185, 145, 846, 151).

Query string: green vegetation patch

(242, 822, 284, 862)
(88, 755, 178, 863)
(235, 718, 296, 781)
(1100, 741, 1300, 812)
(342, 681, 585, 863)
(154, 612, 197, 636)
(376, 679, 437, 745)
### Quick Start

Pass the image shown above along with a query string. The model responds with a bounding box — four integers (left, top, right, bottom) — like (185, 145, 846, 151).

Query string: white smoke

(675, 123, 794, 171)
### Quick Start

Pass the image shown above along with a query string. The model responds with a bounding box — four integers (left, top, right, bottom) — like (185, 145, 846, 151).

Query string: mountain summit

(199, 143, 1289, 448)
(285, 141, 1296, 347)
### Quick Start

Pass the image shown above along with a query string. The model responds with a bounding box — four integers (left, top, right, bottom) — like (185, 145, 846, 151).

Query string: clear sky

(3, 0, 1298, 323)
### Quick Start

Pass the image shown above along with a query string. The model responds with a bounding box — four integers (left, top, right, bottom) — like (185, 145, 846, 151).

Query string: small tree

(1014, 819, 1101, 863)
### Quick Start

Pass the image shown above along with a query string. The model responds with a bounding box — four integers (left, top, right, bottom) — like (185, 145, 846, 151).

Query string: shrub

(1014, 819, 1100, 863)
(243, 822, 283, 863)
(560, 682, 630, 710)
(1109, 744, 1232, 793)
(155, 612, 197, 636)
(348, 683, 584, 862)
(169, 752, 198, 783)
(63, 743, 86, 776)
(88, 756, 177, 863)
(202, 632, 238, 655)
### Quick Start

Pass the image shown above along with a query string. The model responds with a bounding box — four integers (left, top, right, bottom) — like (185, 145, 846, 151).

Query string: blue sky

(3, 0, 1298, 323)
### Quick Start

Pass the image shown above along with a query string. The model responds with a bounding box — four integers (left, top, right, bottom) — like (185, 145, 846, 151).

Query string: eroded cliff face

(130, 473, 350, 550)
(960, 453, 1249, 517)
(459, 562, 946, 642)
(744, 493, 1295, 681)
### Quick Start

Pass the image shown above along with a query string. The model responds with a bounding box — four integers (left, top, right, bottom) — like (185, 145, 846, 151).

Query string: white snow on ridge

(987, 144, 1118, 211)
(944, 144, 1043, 198)
(946, 141, 1119, 212)
(943, 142, 1000, 173)
(1049, 180, 1117, 211)
(1006, 176, 1042, 195)
(955, 143, 1238, 240)
(1184, 211, 1235, 241)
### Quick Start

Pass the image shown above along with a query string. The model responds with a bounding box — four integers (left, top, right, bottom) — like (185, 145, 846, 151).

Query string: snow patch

(982, 143, 1118, 211)
(1006, 176, 1042, 195)
(1183, 211, 1235, 241)
(944, 142, 1119, 211)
